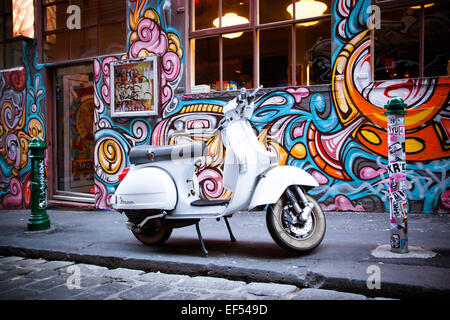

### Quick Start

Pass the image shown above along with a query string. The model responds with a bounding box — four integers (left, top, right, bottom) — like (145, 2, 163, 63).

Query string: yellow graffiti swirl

(98, 139, 122, 174)
(27, 118, 44, 139)
(168, 33, 184, 60)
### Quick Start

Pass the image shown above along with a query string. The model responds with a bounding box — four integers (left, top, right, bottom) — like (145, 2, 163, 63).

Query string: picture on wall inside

(110, 56, 159, 117)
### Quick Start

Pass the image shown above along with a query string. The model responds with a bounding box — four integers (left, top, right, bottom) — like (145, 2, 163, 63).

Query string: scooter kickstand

(195, 222, 209, 257)
(224, 217, 236, 242)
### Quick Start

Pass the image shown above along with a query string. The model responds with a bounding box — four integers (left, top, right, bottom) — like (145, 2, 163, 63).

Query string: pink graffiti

(442, 190, 450, 209)
(187, 119, 210, 129)
(0, 178, 23, 208)
(311, 169, 329, 185)
(94, 59, 101, 83)
(360, 167, 386, 180)
(320, 195, 365, 212)
(197, 169, 224, 199)
(99, 57, 118, 105)
(319, 118, 364, 163)
(128, 18, 181, 107)
(160, 52, 181, 106)
(95, 179, 113, 209)
(128, 18, 181, 109)
(287, 87, 309, 104)
(129, 18, 168, 58)
(292, 122, 305, 139)
(151, 119, 168, 145)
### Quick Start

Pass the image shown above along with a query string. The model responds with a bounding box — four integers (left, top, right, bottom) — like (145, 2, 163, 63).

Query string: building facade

(0, 0, 449, 213)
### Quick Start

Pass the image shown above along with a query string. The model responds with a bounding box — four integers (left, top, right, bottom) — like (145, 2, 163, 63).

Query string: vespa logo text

(119, 197, 135, 205)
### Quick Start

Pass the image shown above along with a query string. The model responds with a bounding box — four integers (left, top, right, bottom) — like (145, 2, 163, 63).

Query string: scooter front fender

(248, 165, 319, 210)
(112, 166, 177, 211)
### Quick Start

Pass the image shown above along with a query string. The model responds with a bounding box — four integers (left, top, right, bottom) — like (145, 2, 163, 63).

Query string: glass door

(54, 64, 95, 202)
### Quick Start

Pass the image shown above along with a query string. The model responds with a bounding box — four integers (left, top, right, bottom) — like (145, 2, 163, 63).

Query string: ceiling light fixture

(287, 0, 328, 27)
(213, 12, 249, 39)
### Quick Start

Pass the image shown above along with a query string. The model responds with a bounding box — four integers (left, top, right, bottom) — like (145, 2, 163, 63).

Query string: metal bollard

(27, 137, 50, 231)
(384, 97, 408, 253)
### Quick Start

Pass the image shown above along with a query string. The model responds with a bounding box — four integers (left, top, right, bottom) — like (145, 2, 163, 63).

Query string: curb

(1, 245, 448, 299)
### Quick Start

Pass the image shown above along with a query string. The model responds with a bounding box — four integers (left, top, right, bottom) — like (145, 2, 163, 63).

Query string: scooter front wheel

(266, 193, 325, 253)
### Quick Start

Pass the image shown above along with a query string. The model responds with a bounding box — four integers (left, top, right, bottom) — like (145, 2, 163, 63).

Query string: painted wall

(91, 0, 449, 214)
(0, 40, 46, 209)
(0, 0, 448, 214)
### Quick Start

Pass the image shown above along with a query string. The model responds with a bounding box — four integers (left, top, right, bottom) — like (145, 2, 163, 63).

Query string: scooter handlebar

(249, 85, 263, 100)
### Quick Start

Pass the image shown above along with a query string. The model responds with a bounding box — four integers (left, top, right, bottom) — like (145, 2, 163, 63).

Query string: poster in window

(110, 56, 159, 117)
(12, 0, 35, 39)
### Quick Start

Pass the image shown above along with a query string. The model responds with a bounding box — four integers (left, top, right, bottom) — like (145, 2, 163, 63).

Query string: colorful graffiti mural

(93, 0, 184, 208)
(330, 0, 450, 213)
(0, 40, 46, 209)
(2, 0, 446, 213)
(89, 0, 449, 213)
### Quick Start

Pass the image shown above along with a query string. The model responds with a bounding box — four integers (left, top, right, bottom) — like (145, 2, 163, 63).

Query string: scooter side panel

(112, 167, 177, 210)
(248, 166, 319, 209)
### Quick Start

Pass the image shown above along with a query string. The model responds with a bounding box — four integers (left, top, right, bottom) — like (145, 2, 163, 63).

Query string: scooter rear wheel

(132, 227, 173, 246)
(124, 211, 173, 246)
(266, 192, 326, 253)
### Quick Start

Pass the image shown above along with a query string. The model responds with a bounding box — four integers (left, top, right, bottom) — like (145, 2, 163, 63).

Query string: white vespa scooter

(112, 87, 325, 256)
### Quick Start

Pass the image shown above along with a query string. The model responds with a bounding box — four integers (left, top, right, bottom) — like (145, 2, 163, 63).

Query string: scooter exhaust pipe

(126, 212, 167, 233)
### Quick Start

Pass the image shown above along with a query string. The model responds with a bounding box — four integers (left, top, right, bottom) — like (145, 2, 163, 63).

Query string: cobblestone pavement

(0, 256, 388, 300)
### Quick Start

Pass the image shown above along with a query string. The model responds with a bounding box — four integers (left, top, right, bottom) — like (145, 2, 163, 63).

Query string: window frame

(373, 0, 450, 80)
(0, 1, 25, 69)
(38, 0, 127, 64)
(187, 0, 332, 92)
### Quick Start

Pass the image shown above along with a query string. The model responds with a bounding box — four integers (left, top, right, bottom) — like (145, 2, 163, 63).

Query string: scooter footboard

(248, 166, 319, 209)
(112, 167, 177, 210)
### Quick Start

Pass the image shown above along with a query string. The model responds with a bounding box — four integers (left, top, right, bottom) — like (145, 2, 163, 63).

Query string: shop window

(259, 0, 292, 24)
(44, 3, 68, 32)
(260, 27, 290, 88)
(0, 1, 23, 69)
(374, 1, 450, 79)
(42, 0, 126, 63)
(100, 0, 125, 24)
(374, 7, 420, 79)
(424, 2, 450, 77)
(45, 32, 69, 62)
(99, 22, 127, 56)
(194, 0, 219, 31)
(190, 0, 331, 91)
(5, 41, 23, 67)
(296, 19, 331, 85)
(194, 36, 219, 88)
(70, 27, 97, 59)
(55, 64, 95, 197)
(224, 31, 253, 89)
(72, 0, 98, 26)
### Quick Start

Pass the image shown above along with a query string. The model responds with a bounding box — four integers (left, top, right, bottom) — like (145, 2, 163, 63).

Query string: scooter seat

(129, 142, 206, 165)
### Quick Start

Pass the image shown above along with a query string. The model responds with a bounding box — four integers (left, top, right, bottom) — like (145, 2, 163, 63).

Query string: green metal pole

(27, 137, 50, 231)
(384, 97, 408, 253)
